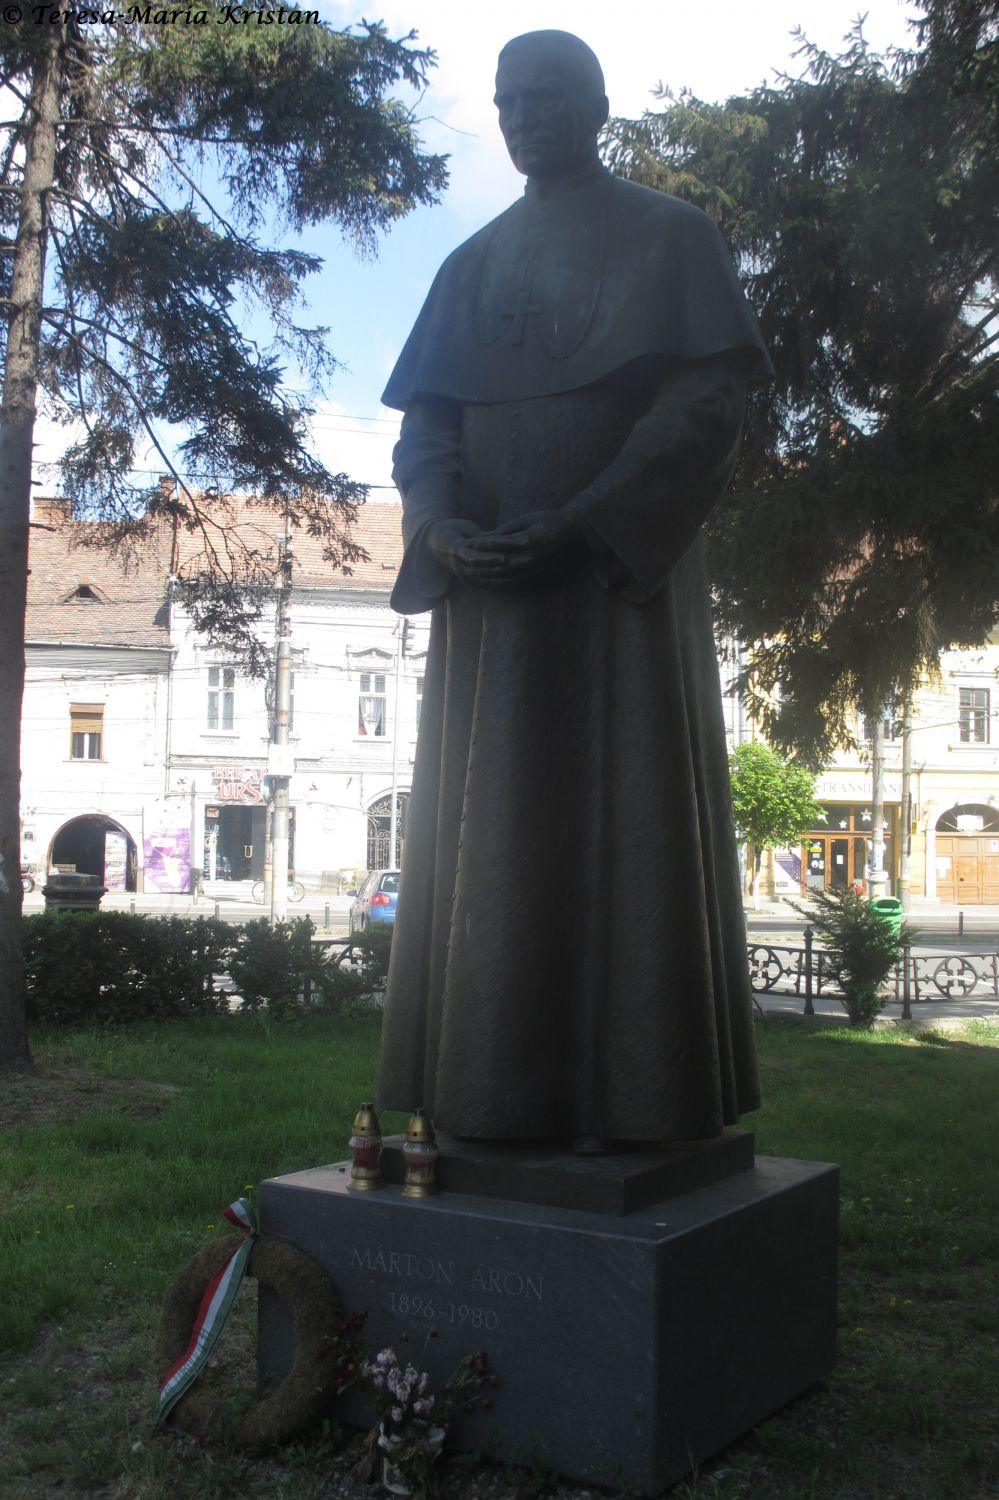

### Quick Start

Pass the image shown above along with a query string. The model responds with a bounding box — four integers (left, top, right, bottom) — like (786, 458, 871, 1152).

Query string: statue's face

(494, 43, 605, 180)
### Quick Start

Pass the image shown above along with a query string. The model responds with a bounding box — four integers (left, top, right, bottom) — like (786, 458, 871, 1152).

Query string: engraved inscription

(351, 1246, 454, 1286)
(350, 1245, 544, 1332)
(471, 1266, 543, 1301)
(387, 1291, 499, 1330)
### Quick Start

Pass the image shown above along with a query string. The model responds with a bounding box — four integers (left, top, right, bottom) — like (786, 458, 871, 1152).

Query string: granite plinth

(258, 1153, 838, 1495)
(378, 1129, 755, 1215)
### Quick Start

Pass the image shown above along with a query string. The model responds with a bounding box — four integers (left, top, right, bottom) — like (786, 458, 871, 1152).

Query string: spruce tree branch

(39, 310, 208, 536)
(50, 187, 120, 232)
(79, 138, 194, 235)
(40, 309, 271, 581)
(60, 116, 243, 147)
(921, 301, 999, 402)
(54, 187, 254, 373)
(47, 229, 100, 450)
(41, 289, 172, 373)
(153, 135, 247, 245)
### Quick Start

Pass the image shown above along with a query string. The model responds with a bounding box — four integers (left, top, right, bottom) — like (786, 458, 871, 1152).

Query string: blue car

(348, 869, 400, 932)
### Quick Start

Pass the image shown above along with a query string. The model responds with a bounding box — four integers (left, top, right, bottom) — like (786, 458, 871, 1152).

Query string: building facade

(23, 497, 999, 901)
(22, 498, 173, 892)
(23, 497, 426, 893)
(759, 643, 999, 904)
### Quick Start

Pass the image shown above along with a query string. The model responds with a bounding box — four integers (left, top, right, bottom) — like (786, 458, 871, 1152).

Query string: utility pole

(269, 514, 294, 923)
(867, 708, 888, 900)
(388, 619, 404, 869)
(899, 692, 913, 909)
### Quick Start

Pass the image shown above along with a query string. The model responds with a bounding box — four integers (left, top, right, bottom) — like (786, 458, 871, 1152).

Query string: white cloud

(306, 400, 400, 496)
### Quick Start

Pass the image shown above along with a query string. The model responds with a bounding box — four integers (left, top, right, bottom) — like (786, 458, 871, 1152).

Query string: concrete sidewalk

(756, 989, 999, 1025)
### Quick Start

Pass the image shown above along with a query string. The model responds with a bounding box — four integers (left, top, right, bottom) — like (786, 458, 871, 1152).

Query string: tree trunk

(0, 29, 65, 1070)
(752, 848, 761, 910)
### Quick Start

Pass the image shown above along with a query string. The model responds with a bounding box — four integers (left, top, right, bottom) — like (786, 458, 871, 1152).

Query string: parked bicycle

(251, 877, 305, 905)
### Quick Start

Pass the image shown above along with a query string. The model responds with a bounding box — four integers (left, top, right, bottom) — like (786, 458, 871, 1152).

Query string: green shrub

(313, 923, 393, 1013)
(23, 912, 394, 1026)
(791, 888, 918, 1026)
(23, 912, 233, 1026)
(224, 917, 318, 1016)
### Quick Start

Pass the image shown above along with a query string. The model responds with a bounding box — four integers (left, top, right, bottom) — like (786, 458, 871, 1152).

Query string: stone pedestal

(258, 1140, 838, 1495)
(41, 872, 106, 912)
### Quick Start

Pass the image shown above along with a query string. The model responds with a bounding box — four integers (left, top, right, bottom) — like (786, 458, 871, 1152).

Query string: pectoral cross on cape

(473, 185, 606, 360)
(502, 286, 544, 347)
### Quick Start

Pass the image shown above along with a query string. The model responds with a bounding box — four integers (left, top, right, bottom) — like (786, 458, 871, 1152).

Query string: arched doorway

(934, 804, 999, 903)
(49, 815, 137, 891)
(366, 792, 409, 870)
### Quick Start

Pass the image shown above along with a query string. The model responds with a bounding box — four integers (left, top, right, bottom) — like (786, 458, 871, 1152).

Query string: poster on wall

(144, 828, 191, 893)
(773, 849, 801, 891)
(104, 832, 128, 891)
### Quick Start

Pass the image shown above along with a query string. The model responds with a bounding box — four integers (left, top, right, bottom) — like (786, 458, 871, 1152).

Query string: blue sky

(32, 0, 919, 498)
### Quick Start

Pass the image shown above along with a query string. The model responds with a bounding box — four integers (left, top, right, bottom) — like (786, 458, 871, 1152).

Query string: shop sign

(212, 765, 264, 804)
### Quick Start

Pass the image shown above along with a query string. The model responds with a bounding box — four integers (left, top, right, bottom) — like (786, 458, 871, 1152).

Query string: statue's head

(494, 31, 609, 182)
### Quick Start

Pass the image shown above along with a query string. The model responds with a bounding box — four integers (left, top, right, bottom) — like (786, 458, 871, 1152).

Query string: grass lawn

(1, 1012, 998, 1499)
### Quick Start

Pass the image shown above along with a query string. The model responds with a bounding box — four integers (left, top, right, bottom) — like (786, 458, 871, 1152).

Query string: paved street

(21, 881, 356, 934)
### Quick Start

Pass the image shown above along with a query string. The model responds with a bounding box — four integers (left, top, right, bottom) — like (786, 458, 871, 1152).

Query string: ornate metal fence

(747, 930, 999, 1018)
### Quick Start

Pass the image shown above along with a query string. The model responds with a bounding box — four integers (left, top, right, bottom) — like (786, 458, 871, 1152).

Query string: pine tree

(604, 0, 999, 764)
(0, 10, 446, 1068)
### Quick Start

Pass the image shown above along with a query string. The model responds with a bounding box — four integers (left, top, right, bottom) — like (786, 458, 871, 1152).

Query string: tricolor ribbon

(156, 1196, 256, 1427)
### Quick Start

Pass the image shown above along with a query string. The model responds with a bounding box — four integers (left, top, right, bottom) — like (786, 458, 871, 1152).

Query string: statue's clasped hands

(428, 510, 583, 590)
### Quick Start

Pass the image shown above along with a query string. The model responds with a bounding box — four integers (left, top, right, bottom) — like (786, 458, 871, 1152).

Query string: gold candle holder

(348, 1101, 383, 1190)
(401, 1108, 439, 1198)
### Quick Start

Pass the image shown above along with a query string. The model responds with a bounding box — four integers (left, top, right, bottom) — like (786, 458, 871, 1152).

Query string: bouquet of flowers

(354, 1347, 493, 1496)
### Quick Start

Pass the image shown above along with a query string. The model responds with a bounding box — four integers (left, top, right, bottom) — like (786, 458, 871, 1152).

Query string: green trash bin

(871, 896, 904, 939)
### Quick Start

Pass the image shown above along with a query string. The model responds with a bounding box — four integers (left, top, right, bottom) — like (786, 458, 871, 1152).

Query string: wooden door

(936, 837, 957, 901)
(936, 835, 999, 903)
(955, 848, 983, 902)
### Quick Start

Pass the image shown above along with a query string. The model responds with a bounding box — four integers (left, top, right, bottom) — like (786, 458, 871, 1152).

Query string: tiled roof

(169, 492, 404, 592)
(26, 492, 404, 647)
(27, 500, 171, 648)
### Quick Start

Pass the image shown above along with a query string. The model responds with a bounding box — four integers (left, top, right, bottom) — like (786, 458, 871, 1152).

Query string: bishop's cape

(376, 166, 773, 1143)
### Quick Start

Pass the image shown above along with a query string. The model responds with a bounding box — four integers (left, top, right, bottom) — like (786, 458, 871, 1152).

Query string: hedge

(23, 912, 393, 1026)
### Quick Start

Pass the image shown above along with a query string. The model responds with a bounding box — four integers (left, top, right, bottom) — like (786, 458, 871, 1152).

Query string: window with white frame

(358, 673, 387, 737)
(70, 703, 103, 760)
(207, 666, 235, 730)
(861, 703, 901, 742)
(958, 686, 990, 744)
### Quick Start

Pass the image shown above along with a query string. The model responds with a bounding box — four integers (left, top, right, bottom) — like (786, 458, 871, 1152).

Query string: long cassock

(376, 164, 773, 1144)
